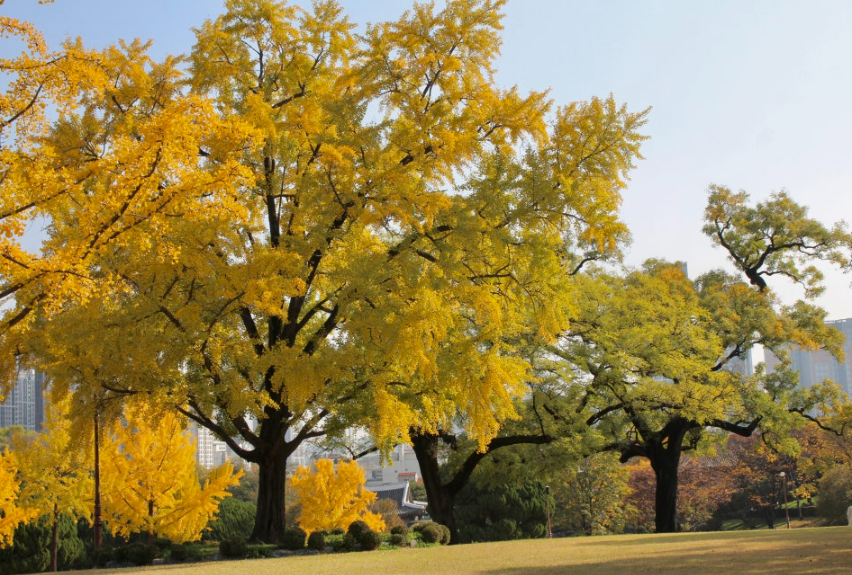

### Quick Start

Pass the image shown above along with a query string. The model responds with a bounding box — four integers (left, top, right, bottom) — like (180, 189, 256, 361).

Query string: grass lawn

(81, 527, 852, 575)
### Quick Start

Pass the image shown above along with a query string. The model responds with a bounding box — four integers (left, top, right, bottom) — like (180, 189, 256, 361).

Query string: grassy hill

(83, 527, 852, 575)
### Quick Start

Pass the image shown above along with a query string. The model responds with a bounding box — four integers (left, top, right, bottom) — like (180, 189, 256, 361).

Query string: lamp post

(779, 471, 790, 529)
(545, 485, 553, 538)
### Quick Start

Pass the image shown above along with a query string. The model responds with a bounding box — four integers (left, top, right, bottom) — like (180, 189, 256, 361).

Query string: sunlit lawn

(75, 527, 852, 575)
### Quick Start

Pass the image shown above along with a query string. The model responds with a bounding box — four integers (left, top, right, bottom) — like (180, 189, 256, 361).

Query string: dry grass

(86, 527, 852, 575)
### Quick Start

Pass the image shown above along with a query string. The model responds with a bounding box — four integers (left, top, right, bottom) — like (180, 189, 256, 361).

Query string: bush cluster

(219, 539, 248, 559)
(307, 530, 326, 551)
(413, 521, 451, 545)
(281, 526, 307, 550)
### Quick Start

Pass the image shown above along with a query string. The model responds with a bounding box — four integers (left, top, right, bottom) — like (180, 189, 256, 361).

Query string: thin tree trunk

(50, 505, 59, 572)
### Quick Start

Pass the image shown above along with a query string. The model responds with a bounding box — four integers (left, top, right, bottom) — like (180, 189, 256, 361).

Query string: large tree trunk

(646, 419, 690, 534)
(252, 454, 288, 543)
(410, 432, 458, 542)
(650, 448, 680, 533)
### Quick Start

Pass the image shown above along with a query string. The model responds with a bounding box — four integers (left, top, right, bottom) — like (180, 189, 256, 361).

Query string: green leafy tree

(552, 452, 631, 535)
(454, 478, 550, 543)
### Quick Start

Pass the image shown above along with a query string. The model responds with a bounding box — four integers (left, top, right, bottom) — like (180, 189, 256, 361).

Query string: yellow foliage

(101, 404, 241, 543)
(13, 394, 93, 526)
(0, 449, 38, 548)
(290, 459, 385, 535)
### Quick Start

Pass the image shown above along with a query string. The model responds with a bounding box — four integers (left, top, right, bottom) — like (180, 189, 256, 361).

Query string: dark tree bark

(252, 454, 289, 543)
(410, 428, 553, 543)
(50, 506, 58, 572)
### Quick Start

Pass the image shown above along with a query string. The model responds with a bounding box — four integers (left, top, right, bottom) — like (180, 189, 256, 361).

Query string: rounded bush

(359, 529, 382, 551)
(170, 544, 188, 562)
(94, 547, 114, 567)
(343, 533, 357, 550)
(126, 543, 157, 566)
(390, 533, 408, 547)
(347, 520, 370, 539)
(219, 538, 248, 559)
(330, 527, 345, 536)
(439, 525, 451, 545)
(420, 524, 443, 544)
(307, 530, 326, 551)
(412, 520, 438, 533)
(390, 524, 409, 537)
(282, 526, 307, 550)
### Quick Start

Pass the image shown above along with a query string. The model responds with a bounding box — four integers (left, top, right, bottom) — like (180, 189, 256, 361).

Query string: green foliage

(455, 479, 549, 543)
(390, 524, 409, 537)
(703, 186, 852, 298)
(390, 533, 408, 547)
(553, 452, 631, 535)
(816, 465, 852, 524)
(419, 524, 444, 544)
(346, 520, 370, 539)
(281, 526, 307, 550)
(408, 481, 428, 502)
(307, 530, 326, 551)
(226, 467, 260, 503)
(358, 529, 382, 551)
(204, 497, 257, 542)
(124, 542, 158, 566)
(218, 538, 248, 559)
(0, 514, 84, 575)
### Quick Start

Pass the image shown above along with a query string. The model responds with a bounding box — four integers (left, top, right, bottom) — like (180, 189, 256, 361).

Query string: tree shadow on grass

(480, 536, 851, 575)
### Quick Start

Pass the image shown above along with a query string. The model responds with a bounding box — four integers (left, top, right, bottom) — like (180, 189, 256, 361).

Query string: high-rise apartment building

(0, 368, 46, 431)
(764, 318, 852, 396)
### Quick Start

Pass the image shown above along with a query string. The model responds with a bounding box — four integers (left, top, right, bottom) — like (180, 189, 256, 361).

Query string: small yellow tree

(101, 404, 241, 543)
(14, 396, 92, 571)
(290, 459, 385, 535)
(0, 449, 38, 548)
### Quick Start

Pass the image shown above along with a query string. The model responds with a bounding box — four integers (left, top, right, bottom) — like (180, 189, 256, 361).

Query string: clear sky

(4, 0, 852, 319)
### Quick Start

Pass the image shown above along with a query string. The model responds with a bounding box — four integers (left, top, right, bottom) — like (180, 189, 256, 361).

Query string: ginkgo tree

(289, 458, 384, 536)
(13, 395, 92, 572)
(2, 0, 647, 543)
(0, 449, 38, 549)
(100, 403, 240, 543)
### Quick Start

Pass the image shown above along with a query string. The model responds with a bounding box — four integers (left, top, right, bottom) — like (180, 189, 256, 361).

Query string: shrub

(359, 529, 382, 551)
(390, 524, 409, 537)
(219, 538, 248, 559)
(94, 547, 114, 568)
(330, 527, 345, 535)
(817, 465, 852, 524)
(125, 543, 157, 566)
(0, 515, 85, 575)
(169, 543, 204, 562)
(152, 537, 172, 551)
(170, 544, 188, 562)
(412, 520, 438, 533)
(420, 524, 443, 544)
(204, 498, 257, 542)
(246, 544, 275, 558)
(307, 530, 326, 551)
(347, 520, 370, 539)
(390, 533, 408, 547)
(282, 526, 307, 550)
(343, 533, 358, 550)
(439, 525, 451, 545)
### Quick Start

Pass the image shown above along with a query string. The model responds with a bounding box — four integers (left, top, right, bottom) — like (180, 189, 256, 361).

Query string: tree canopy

(0, 0, 648, 542)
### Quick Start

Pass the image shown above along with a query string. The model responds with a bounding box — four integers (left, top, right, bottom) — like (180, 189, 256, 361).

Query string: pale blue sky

(4, 0, 852, 318)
